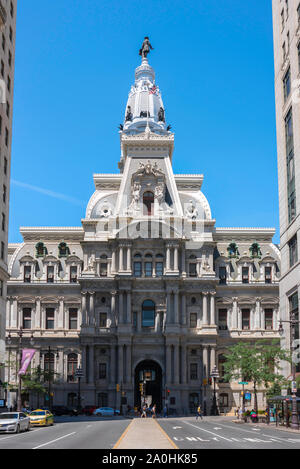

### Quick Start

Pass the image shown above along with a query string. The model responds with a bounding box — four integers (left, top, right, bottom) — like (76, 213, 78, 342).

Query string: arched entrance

(134, 360, 162, 412)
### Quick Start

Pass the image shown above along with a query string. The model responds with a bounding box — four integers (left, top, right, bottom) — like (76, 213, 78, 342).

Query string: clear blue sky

(9, 0, 279, 243)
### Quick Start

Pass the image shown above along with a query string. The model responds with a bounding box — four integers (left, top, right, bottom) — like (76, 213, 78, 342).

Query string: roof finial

(139, 36, 154, 60)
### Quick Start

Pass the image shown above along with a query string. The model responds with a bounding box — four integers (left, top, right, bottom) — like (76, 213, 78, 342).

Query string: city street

(1, 415, 300, 449)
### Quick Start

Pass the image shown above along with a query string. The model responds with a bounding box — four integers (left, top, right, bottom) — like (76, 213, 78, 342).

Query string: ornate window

(58, 242, 70, 258)
(143, 191, 154, 215)
(190, 363, 198, 380)
(99, 313, 107, 328)
(190, 313, 197, 328)
(24, 265, 32, 283)
(47, 266, 54, 283)
(133, 253, 142, 277)
(70, 266, 78, 283)
(99, 363, 107, 379)
(242, 266, 249, 284)
(218, 309, 228, 331)
(22, 308, 32, 330)
(265, 266, 272, 284)
(227, 242, 239, 258)
(249, 242, 262, 259)
(45, 308, 55, 329)
(219, 266, 227, 284)
(67, 354, 78, 382)
(142, 300, 155, 327)
(145, 253, 153, 277)
(69, 309, 78, 330)
(189, 255, 197, 277)
(35, 242, 47, 258)
(44, 352, 55, 373)
(265, 309, 273, 330)
(242, 309, 250, 330)
(155, 254, 164, 276)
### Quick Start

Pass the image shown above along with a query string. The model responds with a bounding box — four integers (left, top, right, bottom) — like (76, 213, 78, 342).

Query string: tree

(223, 341, 291, 412)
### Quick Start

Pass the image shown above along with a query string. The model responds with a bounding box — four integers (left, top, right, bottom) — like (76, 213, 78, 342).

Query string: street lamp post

(75, 367, 83, 413)
(210, 365, 219, 416)
(279, 313, 300, 431)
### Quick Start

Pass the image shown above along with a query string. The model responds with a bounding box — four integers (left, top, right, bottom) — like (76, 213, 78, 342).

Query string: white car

(0, 412, 30, 433)
(93, 407, 120, 417)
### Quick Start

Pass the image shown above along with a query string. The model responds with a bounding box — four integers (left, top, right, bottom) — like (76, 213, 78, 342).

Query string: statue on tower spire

(139, 36, 154, 59)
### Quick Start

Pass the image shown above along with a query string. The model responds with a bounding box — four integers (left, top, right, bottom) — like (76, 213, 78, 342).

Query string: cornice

(20, 227, 84, 241)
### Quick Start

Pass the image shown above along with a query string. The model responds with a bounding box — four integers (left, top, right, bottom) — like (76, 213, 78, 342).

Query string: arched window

(133, 253, 142, 277)
(58, 242, 70, 258)
(143, 191, 154, 215)
(155, 253, 164, 276)
(145, 253, 153, 277)
(142, 300, 155, 327)
(67, 353, 78, 382)
(35, 242, 47, 258)
(44, 352, 55, 374)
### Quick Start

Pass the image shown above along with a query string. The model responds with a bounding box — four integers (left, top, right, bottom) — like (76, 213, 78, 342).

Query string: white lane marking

(173, 426, 182, 429)
(213, 427, 222, 430)
(0, 428, 46, 442)
(32, 432, 76, 449)
(182, 421, 233, 442)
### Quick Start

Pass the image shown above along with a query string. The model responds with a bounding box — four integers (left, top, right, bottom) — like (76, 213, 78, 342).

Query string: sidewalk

(113, 418, 178, 449)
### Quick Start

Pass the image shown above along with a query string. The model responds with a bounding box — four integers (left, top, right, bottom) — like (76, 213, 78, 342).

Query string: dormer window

(58, 242, 70, 258)
(70, 266, 78, 283)
(249, 242, 262, 259)
(24, 265, 32, 283)
(227, 243, 239, 258)
(242, 267, 249, 284)
(36, 242, 47, 258)
(47, 266, 54, 283)
(265, 266, 272, 284)
(143, 191, 154, 215)
(219, 266, 227, 285)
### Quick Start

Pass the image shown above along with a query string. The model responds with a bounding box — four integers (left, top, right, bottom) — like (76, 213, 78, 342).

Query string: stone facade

(272, 0, 300, 377)
(5, 55, 280, 414)
(0, 0, 17, 402)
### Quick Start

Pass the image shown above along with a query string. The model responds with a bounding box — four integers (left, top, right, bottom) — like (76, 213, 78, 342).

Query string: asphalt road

(0, 415, 131, 449)
(157, 416, 300, 449)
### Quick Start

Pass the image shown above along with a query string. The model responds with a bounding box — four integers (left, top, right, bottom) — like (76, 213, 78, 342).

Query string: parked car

(51, 406, 71, 416)
(29, 409, 54, 427)
(82, 405, 97, 416)
(93, 407, 120, 417)
(0, 412, 30, 433)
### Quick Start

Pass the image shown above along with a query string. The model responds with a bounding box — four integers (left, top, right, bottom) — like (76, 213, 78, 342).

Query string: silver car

(0, 412, 30, 433)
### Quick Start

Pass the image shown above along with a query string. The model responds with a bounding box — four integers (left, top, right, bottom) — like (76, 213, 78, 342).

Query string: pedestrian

(141, 404, 147, 418)
(163, 405, 167, 418)
(152, 404, 156, 418)
(196, 405, 203, 421)
(236, 407, 240, 419)
(238, 407, 244, 421)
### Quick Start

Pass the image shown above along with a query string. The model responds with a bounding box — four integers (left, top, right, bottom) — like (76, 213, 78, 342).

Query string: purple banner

(18, 349, 36, 376)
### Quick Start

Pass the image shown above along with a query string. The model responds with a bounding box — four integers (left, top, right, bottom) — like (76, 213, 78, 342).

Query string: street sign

(292, 381, 297, 393)
(238, 382, 248, 385)
(245, 392, 251, 401)
(75, 368, 84, 377)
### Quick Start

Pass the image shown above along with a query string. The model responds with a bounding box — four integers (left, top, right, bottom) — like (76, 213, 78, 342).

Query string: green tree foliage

(223, 341, 291, 411)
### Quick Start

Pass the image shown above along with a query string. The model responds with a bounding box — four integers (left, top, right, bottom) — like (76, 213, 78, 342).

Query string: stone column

(88, 345, 94, 384)
(174, 344, 180, 384)
(181, 246, 186, 277)
(118, 344, 123, 384)
(58, 297, 64, 330)
(6, 297, 11, 328)
(181, 344, 187, 384)
(155, 310, 160, 333)
(166, 345, 172, 384)
(89, 292, 95, 326)
(119, 245, 124, 272)
(232, 297, 238, 329)
(174, 246, 179, 272)
(202, 346, 208, 379)
(261, 307, 265, 331)
(202, 292, 208, 326)
(255, 298, 261, 329)
(111, 249, 116, 273)
(166, 245, 171, 271)
(167, 292, 171, 324)
(110, 291, 117, 327)
(35, 297, 41, 329)
(210, 292, 216, 326)
(119, 292, 124, 324)
(126, 344, 132, 385)
(126, 291, 131, 324)
(181, 294, 186, 325)
(81, 346, 87, 383)
(210, 347, 216, 371)
(174, 292, 179, 324)
(237, 303, 242, 330)
(110, 344, 116, 385)
(12, 297, 17, 328)
(126, 246, 131, 273)
(81, 292, 87, 326)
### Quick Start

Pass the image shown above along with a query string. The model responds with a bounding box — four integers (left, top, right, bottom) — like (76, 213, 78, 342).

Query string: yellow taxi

(29, 409, 54, 427)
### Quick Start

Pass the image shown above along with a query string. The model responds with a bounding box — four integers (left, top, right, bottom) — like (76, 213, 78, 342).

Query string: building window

(22, 308, 32, 330)
(100, 262, 108, 277)
(190, 363, 198, 380)
(24, 265, 32, 283)
(44, 352, 55, 373)
(190, 313, 197, 328)
(145, 261, 152, 277)
(10, 2, 14, 17)
(285, 108, 296, 223)
(133, 261, 142, 277)
(70, 266, 77, 283)
(219, 266, 227, 284)
(35, 242, 47, 258)
(5, 128, 8, 146)
(289, 292, 299, 345)
(1, 241, 4, 260)
(1, 212, 5, 231)
(4, 157, 7, 175)
(289, 234, 298, 268)
(265, 266, 272, 284)
(99, 313, 107, 327)
(242, 267, 249, 284)
(3, 184, 6, 203)
(283, 68, 291, 101)
(218, 355, 227, 383)
(219, 393, 229, 409)
(45, 308, 55, 329)
(142, 300, 155, 327)
(189, 262, 197, 277)
(58, 242, 70, 257)
(67, 354, 78, 382)
(99, 363, 107, 379)
(218, 309, 228, 330)
(281, 8, 285, 31)
(8, 50, 12, 67)
(69, 309, 78, 330)
(242, 309, 250, 330)
(47, 266, 54, 283)
(143, 191, 154, 215)
(265, 309, 273, 330)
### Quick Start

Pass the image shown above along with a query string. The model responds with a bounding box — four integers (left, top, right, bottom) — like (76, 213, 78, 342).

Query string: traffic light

(208, 378, 212, 385)
(116, 383, 120, 392)
(203, 378, 208, 386)
(139, 383, 144, 393)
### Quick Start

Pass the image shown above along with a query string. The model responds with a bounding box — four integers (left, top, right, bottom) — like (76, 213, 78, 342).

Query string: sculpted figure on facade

(139, 37, 154, 59)
(154, 183, 165, 206)
(185, 200, 198, 220)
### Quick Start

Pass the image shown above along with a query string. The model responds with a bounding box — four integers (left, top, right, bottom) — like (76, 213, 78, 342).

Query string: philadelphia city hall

(5, 39, 281, 415)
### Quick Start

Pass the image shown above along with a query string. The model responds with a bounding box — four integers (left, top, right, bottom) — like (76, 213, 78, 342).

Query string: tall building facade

(0, 0, 17, 401)
(5, 51, 280, 414)
(272, 0, 300, 376)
